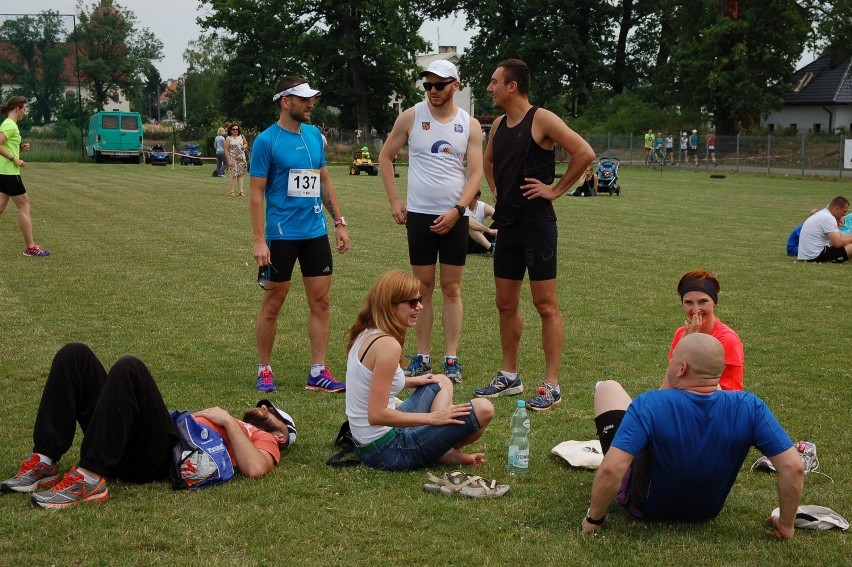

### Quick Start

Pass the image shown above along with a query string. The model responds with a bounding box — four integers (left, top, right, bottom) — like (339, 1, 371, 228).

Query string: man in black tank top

(473, 59, 595, 412)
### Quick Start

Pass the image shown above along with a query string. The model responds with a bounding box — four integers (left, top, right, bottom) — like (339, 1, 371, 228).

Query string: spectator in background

(664, 133, 674, 165)
(571, 165, 598, 197)
(224, 124, 248, 197)
(0, 96, 49, 257)
(466, 190, 496, 254)
(214, 127, 227, 178)
(786, 208, 820, 257)
(797, 196, 852, 263)
(707, 130, 717, 166)
(689, 129, 699, 166)
(644, 129, 654, 165)
(679, 132, 688, 164)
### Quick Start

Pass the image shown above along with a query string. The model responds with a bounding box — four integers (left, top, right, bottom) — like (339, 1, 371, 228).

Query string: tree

(181, 33, 230, 129)
(809, 0, 852, 65)
(457, 0, 613, 118)
(0, 11, 68, 125)
(667, 0, 810, 133)
(72, 0, 163, 111)
(198, 0, 431, 133)
(139, 63, 163, 122)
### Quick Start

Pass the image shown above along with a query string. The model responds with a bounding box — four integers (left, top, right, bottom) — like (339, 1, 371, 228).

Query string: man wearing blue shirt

(582, 333, 803, 539)
(249, 77, 350, 394)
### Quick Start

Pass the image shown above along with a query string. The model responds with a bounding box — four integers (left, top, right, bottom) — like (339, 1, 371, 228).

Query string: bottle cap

(517, 400, 525, 408)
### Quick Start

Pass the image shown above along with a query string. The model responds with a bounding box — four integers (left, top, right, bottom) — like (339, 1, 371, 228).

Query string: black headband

(678, 276, 719, 304)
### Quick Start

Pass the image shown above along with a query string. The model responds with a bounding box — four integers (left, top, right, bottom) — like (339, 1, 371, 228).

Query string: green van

(86, 111, 144, 163)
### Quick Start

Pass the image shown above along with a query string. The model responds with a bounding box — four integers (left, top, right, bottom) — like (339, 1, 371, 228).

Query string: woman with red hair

(344, 270, 494, 470)
(667, 269, 744, 390)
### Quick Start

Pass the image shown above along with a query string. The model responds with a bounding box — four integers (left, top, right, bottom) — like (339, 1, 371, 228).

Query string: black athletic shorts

(259, 236, 333, 283)
(493, 221, 557, 281)
(0, 174, 26, 197)
(809, 245, 848, 263)
(595, 409, 650, 517)
(406, 211, 469, 267)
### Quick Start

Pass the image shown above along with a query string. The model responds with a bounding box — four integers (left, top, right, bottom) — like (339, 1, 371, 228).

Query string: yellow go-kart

(349, 146, 379, 176)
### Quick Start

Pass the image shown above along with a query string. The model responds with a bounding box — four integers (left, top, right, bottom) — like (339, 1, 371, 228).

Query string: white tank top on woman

(344, 329, 406, 444)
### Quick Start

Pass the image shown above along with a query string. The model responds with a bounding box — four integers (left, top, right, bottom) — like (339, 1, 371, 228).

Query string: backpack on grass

(326, 421, 360, 468)
(169, 410, 234, 489)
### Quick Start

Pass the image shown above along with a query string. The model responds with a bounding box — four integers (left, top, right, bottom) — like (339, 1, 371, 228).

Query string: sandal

(423, 471, 509, 499)
(239, 192, 245, 197)
(228, 192, 235, 197)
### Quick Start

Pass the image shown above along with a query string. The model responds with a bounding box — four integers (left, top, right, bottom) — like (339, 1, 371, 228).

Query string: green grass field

(1, 163, 850, 566)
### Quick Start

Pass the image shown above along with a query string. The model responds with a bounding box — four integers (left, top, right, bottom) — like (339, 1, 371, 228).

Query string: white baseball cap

(420, 60, 459, 81)
(256, 399, 297, 446)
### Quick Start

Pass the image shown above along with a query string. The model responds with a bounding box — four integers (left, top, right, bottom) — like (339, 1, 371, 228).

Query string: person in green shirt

(0, 96, 49, 257)
(644, 129, 654, 165)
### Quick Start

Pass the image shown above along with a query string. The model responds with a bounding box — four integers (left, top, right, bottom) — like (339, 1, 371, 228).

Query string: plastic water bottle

(507, 400, 530, 476)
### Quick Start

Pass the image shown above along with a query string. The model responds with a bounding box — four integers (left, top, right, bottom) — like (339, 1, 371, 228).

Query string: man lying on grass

(583, 334, 804, 539)
(1, 343, 296, 509)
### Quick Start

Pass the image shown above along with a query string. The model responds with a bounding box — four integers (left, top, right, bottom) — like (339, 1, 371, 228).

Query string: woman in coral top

(667, 269, 744, 390)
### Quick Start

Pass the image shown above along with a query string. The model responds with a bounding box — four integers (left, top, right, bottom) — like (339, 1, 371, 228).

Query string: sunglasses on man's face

(396, 296, 422, 309)
(422, 81, 454, 92)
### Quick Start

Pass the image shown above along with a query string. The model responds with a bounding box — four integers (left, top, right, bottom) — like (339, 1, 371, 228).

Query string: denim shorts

(355, 383, 481, 471)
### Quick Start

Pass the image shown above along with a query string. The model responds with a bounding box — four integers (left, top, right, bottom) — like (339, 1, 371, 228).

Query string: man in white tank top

(380, 60, 484, 383)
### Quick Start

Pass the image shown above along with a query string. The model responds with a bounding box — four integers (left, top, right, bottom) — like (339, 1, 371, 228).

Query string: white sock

(76, 468, 101, 483)
(310, 364, 325, 377)
(419, 354, 431, 364)
(500, 370, 517, 379)
(258, 363, 271, 374)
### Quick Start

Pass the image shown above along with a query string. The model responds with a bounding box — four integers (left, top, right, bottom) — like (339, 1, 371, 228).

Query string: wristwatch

(334, 217, 347, 227)
(453, 204, 465, 217)
(585, 508, 606, 525)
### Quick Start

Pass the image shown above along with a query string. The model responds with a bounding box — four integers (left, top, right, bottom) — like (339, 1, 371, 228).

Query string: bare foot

(438, 448, 486, 466)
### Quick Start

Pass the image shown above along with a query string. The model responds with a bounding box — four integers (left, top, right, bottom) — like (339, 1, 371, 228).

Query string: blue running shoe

(526, 382, 562, 411)
(403, 354, 431, 377)
(257, 366, 276, 393)
(441, 356, 463, 383)
(306, 366, 346, 392)
(474, 371, 523, 398)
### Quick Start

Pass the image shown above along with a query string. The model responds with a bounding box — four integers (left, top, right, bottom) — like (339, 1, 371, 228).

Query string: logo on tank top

(454, 124, 464, 133)
(430, 140, 454, 155)
(421, 122, 430, 131)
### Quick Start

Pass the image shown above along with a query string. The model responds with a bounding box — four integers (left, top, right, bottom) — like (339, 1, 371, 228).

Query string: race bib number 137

(287, 169, 320, 197)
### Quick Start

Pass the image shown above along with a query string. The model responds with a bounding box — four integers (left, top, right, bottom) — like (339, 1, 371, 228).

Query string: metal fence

(576, 133, 850, 178)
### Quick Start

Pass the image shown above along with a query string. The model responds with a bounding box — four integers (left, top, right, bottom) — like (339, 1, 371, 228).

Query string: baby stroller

(596, 157, 621, 196)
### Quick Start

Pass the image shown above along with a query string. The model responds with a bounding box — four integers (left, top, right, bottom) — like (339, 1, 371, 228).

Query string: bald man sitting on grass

(582, 334, 804, 539)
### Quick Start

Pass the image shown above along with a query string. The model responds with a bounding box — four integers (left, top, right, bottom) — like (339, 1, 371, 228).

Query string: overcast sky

(16, 1, 475, 80)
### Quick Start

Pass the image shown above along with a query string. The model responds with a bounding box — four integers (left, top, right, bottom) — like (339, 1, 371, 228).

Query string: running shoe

(305, 366, 346, 392)
(31, 467, 109, 509)
(257, 365, 277, 393)
(441, 356, 464, 383)
(23, 245, 50, 257)
(474, 371, 524, 398)
(526, 382, 562, 411)
(403, 354, 431, 377)
(1, 454, 60, 494)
